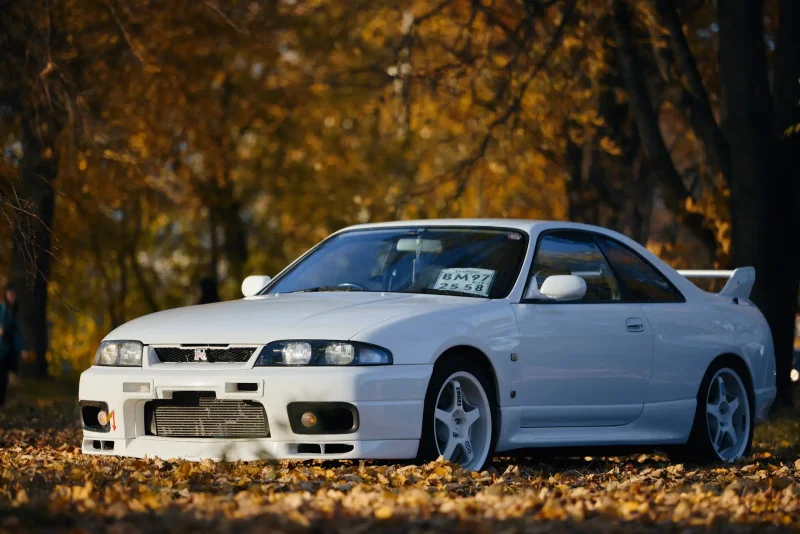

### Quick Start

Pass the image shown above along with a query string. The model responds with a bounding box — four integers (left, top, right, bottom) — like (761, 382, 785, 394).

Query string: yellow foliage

(0, 0, 735, 376)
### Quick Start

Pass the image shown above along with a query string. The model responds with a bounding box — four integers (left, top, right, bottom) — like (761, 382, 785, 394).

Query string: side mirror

(241, 275, 271, 297)
(538, 275, 586, 301)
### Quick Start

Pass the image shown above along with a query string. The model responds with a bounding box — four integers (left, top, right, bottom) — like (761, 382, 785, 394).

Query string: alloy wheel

(706, 367, 750, 462)
(433, 371, 492, 471)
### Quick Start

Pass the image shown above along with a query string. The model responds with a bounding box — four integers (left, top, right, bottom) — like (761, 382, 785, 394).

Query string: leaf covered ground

(1, 381, 799, 533)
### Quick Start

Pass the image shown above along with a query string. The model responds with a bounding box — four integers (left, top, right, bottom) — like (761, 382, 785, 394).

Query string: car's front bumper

(78, 364, 431, 461)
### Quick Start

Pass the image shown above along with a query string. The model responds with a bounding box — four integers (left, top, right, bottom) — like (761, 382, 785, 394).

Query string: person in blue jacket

(0, 283, 23, 407)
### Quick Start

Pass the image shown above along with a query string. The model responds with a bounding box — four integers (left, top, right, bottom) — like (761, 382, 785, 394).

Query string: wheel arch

(417, 344, 500, 470)
(704, 353, 756, 411)
(671, 352, 757, 464)
(434, 345, 499, 401)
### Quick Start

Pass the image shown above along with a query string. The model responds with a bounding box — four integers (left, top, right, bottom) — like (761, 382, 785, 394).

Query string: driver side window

(530, 232, 621, 303)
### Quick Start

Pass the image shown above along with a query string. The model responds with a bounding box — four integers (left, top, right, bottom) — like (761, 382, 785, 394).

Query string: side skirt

(495, 399, 696, 453)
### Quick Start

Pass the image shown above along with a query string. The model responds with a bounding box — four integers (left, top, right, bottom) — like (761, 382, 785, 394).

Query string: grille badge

(154, 347, 255, 363)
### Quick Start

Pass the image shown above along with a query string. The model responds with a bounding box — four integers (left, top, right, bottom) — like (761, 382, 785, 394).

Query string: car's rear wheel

(417, 355, 495, 471)
(672, 362, 753, 464)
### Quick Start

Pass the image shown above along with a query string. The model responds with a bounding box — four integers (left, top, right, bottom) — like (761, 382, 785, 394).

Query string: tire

(670, 361, 753, 464)
(416, 354, 496, 471)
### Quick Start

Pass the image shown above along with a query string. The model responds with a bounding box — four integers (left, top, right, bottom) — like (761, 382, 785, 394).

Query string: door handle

(625, 317, 645, 332)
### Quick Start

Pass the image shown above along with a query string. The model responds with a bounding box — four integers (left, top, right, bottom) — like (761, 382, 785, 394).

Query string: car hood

(105, 292, 486, 345)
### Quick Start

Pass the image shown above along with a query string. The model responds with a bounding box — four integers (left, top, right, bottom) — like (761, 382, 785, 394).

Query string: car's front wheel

(417, 355, 495, 471)
(672, 362, 753, 464)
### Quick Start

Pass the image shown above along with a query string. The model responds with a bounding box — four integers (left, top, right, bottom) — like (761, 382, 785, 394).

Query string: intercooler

(144, 392, 269, 438)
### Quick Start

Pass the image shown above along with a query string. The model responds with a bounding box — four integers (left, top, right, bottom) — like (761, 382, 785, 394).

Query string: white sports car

(79, 219, 776, 469)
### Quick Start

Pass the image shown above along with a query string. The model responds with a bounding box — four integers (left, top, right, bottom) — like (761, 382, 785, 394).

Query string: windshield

(266, 227, 527, 299)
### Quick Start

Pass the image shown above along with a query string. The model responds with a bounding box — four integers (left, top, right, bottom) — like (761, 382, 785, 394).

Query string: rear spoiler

(677, 267, 755, 299)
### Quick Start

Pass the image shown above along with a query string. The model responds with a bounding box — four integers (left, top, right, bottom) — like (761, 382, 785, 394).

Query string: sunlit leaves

(1, 392, 800, 530)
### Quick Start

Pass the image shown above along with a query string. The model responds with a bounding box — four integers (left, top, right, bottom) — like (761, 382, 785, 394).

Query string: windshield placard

(433, 268, 495, 297)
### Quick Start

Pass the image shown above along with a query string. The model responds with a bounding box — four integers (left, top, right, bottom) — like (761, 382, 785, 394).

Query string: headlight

(325, 342, 355, 365)
(283, 342, 313, 365)
(94, 341, 144, 367)
(255, 341, 392, 366)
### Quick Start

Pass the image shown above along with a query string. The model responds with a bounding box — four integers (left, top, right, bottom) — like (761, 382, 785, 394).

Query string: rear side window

(595, 236, 682, 302)
(531, 232, 621, 302)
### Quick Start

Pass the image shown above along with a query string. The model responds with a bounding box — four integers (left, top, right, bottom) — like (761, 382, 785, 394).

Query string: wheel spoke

(716, 376, 727, 401)
(724, 426, 737, 448)
(728, 397, 740, 414)
(435, 408, 453, 426)
(716, 426, 726, 448)
(461, 440, 474, 464)
(464, 407, 480, 428)
(441, 437, 457, 460)
(706, 402, 722, 422)
(711, 421, 721, 449)
(451, 381, 463, 410)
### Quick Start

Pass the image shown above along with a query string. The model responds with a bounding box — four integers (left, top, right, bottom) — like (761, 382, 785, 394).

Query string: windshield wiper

(412, 288, 482, 298)
(289, 285, 364, 293)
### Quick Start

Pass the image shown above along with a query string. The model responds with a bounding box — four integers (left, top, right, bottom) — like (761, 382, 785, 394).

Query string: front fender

(352, 300, 520, 404)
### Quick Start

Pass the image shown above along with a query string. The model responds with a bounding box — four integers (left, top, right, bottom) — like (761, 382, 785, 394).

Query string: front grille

(153, 346, 256, 363)
(145, 393, 269, 438)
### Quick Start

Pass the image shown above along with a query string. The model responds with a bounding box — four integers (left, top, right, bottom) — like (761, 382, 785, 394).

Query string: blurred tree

(0, 0, 796, 384)
(611, 0, 719, 259)
(718, 0, 799, 407)
(630, 0, 798, 406)
(564, 25, 652, 244)
(1, 0, 74, 377)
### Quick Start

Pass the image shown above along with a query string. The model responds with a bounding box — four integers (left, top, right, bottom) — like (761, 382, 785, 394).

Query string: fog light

(301, 411, 318, 428)
(97, 410, 109, 426)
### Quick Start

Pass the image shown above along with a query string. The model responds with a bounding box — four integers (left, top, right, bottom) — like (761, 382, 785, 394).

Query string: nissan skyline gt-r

(78, 219, 776, 470)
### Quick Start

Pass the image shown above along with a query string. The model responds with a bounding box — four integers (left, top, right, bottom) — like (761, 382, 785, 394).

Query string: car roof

(339, 218, 629, 236)
(340, 219, 545, 234)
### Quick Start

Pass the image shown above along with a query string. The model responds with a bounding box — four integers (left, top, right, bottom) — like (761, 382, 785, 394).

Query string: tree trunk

(611, 0, 718, 258)
(207, 205, 220, 300)
(769, 0, 800, 407)
(128, 201, 160, 313)
(211, 176, 248, 288)
(10, 111, 60, 379)
(220, 198, 248, 285)
(629, 155, 654, 245)
(566, 34, 646, 237)
(651, 0, 732, 186)
(718, 0, 795, 408)
(565, 129, 597, 225)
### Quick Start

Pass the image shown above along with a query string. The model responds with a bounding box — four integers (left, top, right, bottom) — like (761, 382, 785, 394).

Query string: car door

(591, 234, 688, 403)
(511, 230, 654, 427)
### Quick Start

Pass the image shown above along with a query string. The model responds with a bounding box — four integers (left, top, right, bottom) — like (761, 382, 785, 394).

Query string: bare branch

(104, 0, 147, 65)
(204, 1, 248, 35)
(611, 0, 718, 256)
